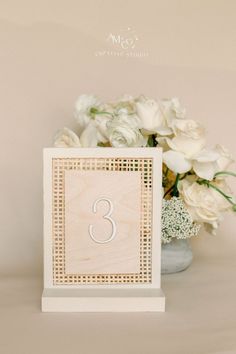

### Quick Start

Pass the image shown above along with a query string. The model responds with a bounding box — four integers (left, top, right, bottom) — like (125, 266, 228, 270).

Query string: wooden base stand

(42, 288, 165, 312)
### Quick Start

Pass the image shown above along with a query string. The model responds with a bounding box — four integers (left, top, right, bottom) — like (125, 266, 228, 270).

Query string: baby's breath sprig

(162, 197, 201, 244)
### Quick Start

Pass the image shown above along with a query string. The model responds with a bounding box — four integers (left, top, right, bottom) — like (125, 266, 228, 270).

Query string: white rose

(107, 114, 147, 147)
(80, 121, 107, 147)
(178, 177, 231, 233)
(192, 148, 220, 180)
(215, 144, 234, 172)
(112, 96, 136, 116)
(162, 150, 192, 174)
(159, 97, 186, 127)
(192, 145, 234, 181)
(136, 96, 187, 136)
(163, 147, 220, 180)
(74, 94, 101, 130)
(53, 127, 81, 147)
(162, 119, 206, 175)
(166, 119, 206, 157)
(162, 119, 221, 179)
(136, 96, 169, 135)
(93, 114, 111, 143)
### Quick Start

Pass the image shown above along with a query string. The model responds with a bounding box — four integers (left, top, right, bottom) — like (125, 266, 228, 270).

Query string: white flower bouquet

(54, 94, 236, 243)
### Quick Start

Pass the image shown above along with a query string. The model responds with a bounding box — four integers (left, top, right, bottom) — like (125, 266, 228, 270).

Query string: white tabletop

(1, 254, 236, 354)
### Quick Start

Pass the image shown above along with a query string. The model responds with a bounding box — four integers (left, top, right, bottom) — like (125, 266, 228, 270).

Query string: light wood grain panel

(65, 170, 141, 274)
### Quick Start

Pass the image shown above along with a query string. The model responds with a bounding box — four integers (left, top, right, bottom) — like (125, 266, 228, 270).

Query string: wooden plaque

(42, 148, 165, 312)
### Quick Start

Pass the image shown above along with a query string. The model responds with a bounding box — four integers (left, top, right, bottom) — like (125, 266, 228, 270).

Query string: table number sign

(42, 148, 165, 312)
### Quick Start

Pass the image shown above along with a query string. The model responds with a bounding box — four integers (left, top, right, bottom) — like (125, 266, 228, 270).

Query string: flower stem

(164, 172, 184, 198)
(208, 183, 235, 205)
(179, 173, 188, 180)
(90, 107, 114, 117)
(94, 111, 114, 116)
(214, 171, 236, 178)
(164, 167, 169, 177)
(164, 185, 174, 198)
(197, 178, 236, 210)
(172, 173, 180, 197)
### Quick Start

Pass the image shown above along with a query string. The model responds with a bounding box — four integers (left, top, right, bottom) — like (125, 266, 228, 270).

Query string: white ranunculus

(178, 177, 231, 234)
(136, 96, 167, 134)
(54, 127, 81, 147)
(107, 113, 147, 147)
(74, 94, 101, 130)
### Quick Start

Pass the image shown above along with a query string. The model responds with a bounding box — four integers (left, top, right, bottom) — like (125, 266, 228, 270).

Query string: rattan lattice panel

(52, 157, 153, 285)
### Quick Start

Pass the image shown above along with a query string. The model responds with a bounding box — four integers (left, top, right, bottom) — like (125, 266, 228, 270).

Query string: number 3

(88, 197, 117, 244)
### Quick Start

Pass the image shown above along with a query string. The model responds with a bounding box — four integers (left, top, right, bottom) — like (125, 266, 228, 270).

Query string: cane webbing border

(52, 157, 153, 285)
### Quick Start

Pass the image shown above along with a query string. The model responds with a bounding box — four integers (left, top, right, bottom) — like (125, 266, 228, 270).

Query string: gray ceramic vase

(161, 238, 193, 274)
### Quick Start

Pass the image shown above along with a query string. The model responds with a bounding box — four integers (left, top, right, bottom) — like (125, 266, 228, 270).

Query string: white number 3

(88, 197, 117, 244)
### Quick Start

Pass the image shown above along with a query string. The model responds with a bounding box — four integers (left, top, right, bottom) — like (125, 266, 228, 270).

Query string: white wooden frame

(42, 148, 165, 312)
